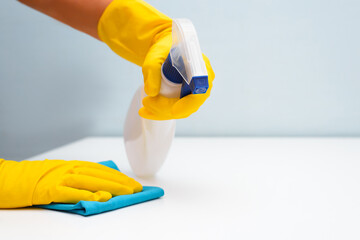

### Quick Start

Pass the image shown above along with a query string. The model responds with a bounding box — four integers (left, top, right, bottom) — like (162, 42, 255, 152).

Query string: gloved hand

(98, 0, 215, 120)
(0, 159, 142, 208)
(139, 54, 215, 120)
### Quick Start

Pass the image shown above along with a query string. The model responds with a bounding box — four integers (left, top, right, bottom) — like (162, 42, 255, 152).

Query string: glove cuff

(97, 0, 172, 66)
(0, 160, 45, 208)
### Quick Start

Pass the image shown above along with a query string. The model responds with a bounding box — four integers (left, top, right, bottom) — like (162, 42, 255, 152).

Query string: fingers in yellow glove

(139, 54, 215, 120)
(42, 187, 112, 204)
(70, 166, 142, 193)
(71, 160, 142, 191)
(142, 34, 172, 96)
(62, 174, 134, 195)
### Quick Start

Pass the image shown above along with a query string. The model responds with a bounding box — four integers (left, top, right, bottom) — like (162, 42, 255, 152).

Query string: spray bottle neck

(162, 54, 183, 84)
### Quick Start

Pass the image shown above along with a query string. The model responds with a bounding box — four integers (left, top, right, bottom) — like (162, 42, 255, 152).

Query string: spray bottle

(124, 19, 208, 177)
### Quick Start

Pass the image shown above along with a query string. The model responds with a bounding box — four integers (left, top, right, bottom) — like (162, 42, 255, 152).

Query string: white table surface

(1, 137, 360, 240)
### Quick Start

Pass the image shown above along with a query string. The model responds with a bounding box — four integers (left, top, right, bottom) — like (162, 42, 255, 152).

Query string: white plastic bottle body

(123, 71, 181, 177)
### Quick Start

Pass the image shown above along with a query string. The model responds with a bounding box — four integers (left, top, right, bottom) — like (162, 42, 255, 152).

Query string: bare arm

(18, 0, 113, 39)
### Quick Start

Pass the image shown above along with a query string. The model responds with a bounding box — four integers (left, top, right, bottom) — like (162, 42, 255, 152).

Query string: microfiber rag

(35, 160, 164, 216)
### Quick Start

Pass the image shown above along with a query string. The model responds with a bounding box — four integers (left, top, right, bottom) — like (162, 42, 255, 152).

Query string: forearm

(18, 0, 113, 39)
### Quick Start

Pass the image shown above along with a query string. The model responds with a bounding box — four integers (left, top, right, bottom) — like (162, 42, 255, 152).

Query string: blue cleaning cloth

(35, 161, 164, 216)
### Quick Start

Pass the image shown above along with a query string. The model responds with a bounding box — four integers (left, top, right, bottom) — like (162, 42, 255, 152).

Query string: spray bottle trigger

(180, 76, 209, 98)
(162, 54, 209, 98)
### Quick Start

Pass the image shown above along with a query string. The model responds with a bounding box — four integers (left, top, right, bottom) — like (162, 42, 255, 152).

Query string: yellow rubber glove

(98, 0, 215, 120)
(139, 55, 215, 120)
(0, 159, 142, 208)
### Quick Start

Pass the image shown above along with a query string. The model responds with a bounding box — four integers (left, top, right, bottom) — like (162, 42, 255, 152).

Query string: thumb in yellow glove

(0, 159, 142, 208)
(98, 0, 215, 120)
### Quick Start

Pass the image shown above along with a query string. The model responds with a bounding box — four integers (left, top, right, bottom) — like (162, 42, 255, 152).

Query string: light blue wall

(1, 0, 360, 160)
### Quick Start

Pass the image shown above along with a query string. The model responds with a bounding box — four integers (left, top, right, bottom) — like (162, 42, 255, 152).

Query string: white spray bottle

(124, 19, 208, 177)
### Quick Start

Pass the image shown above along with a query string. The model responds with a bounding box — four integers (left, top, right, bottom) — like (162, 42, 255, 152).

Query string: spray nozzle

(162, 19, 209, 98)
